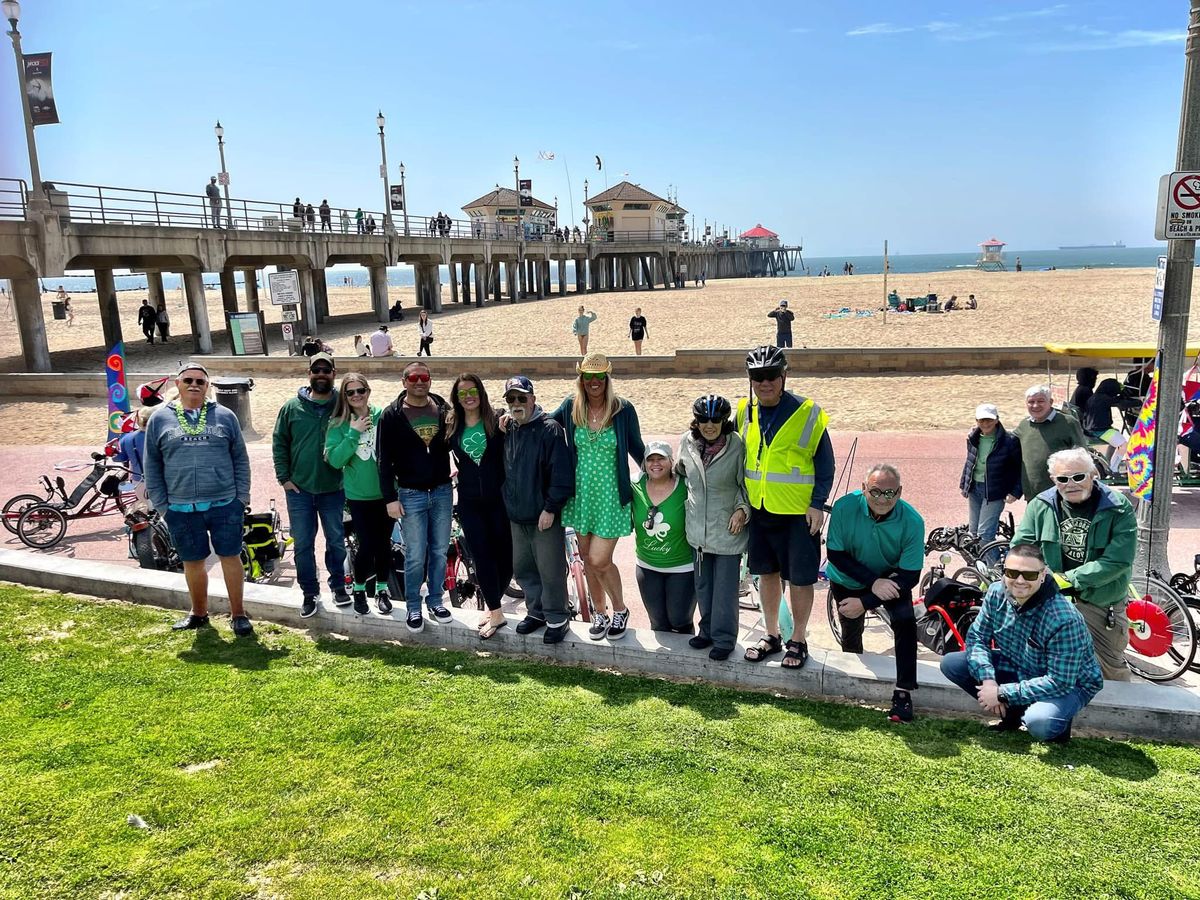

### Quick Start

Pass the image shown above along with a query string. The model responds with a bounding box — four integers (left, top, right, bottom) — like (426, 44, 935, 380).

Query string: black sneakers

(515, 616, 546, 635)
(543, 622, 570, 644)
(300, 595, 318, 618)
(888, 689, 914, 724)
(406, 612, 424, 633)
(375, 588, 393, 615)
(332, 590, 352, 608)
(352, 590, 369, 615)
(607, 608, 630, 639)
(171, 613, 210, 631)
(430, 606, 453, 625)
(231, 615, 254, 637)
(689, 635, 713, 649)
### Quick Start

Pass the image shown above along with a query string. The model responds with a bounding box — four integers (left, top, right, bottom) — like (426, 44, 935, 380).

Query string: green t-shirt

(824, 490, 926, 590)
(973, 433, 996, 483)
(631, 476, 693, 572)
(461, 420, 487, 465)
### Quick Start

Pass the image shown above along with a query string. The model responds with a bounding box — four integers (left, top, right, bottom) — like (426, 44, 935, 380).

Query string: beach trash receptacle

(213, 377, 254, 432)
(51, 300, 66, 320)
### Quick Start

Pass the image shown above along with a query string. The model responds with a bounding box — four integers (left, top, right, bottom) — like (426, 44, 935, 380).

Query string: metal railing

(588, 229, 683, 244)
(0, 177, 28, 220)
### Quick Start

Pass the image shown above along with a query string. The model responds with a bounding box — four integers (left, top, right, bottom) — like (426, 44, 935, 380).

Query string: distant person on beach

(767, 300, 794, 348)
(572, 306, 598, 355)
(340, 209, 350, 233)
(1012, 384, 1088, 500)
(206, 176, 222, 228)
(369, 324, 393, 358)
(417, 309, 434, 356)
(629, 307, 648, 355)
(944, 294, 959, 311)
(966, 294, 977, 309)
(319, 200, 331, 232)
(389, 300, 404, 322)
(738, 344, 834, 673)
(1015, 257, 1023, 272)
(355, 207, 365, 234)
(137, 298, 156, 344)
(155, 300, 169, 341)
(353, 334, 369, 357)
(63, 295, 74, 327)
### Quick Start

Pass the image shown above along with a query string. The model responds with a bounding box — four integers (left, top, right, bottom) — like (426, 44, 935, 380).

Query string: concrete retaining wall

(6, 348, 1119, 395)
(1, 548, 1195, 743)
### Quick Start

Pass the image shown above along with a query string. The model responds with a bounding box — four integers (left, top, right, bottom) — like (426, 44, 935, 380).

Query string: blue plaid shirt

(966, 580, 1105, 706)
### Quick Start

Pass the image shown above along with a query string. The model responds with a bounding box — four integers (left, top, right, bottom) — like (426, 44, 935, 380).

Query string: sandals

(744, 633, 783, 662)
(478, 619, 508, 640)
(782, 640, 809, 669)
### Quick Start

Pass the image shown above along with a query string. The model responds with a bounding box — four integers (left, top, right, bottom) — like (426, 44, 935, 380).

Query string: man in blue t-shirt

(825, 462, 926, 724)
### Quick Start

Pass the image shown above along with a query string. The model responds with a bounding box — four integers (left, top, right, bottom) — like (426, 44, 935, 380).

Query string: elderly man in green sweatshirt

(1012, 384, 1089, 500)
(1010, 447, 1136, 681)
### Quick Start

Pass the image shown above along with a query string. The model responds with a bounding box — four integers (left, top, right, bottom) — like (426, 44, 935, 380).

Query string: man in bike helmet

(737, 344, 835, 671)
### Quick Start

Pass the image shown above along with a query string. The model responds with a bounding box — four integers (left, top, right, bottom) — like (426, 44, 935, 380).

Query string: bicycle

(564, 526, 592, 622)
(126, 507, 181, 572)
(1167, 554, 1200, 675)
(14, 453, 133, 549)
(241, 500, 292, 583)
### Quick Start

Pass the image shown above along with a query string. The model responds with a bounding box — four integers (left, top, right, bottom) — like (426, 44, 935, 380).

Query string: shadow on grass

(176, 625, 291, 670)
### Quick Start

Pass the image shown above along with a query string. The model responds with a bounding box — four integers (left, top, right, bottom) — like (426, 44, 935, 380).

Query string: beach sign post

(1152, 255, 1167, 321)
(1155, 172, 1200, 240)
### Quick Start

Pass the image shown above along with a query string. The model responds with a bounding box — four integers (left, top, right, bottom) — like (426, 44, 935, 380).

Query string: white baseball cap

(975, 403, 999, 420)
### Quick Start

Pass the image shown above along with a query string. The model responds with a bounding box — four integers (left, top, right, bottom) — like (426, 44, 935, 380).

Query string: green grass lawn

(1, 585, 1199, 900)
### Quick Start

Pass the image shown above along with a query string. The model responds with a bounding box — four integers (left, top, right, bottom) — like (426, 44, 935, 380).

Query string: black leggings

(418, 336, 433, 356)
(347, 498, 394, 592)
(456, 497, 513, 611)
(829, 580, 918, 691)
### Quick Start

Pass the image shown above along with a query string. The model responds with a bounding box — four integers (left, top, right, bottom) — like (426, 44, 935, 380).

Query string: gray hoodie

(144, 400, 250, 510)
(675, 430, 751, 555)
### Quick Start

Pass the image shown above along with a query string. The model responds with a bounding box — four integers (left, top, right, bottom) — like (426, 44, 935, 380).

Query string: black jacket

(959, 423, 1022, 501)
(1084, 378, 1122, 434)
(503, 407, 574, 524)
(451, 419, 506, 506)
(377, 391, 452, 500)
(137, 304, 156, 326)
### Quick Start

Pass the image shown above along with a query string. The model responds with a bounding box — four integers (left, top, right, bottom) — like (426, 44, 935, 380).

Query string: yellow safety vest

(737, 395, 828, 514)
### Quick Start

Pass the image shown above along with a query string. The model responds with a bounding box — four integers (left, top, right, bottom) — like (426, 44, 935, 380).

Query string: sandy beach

(0, 267, 1180, 445)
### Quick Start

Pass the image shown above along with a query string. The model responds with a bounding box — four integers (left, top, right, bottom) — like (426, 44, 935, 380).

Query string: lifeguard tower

(977, 237, 1006, 271)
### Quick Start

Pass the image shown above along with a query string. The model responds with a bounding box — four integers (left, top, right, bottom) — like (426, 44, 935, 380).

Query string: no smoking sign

(1156, 171, 1200, 239)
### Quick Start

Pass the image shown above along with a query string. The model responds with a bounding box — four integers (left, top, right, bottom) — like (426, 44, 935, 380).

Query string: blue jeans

(284, 489, 347, 596)
(398, 483, 453, 615)
(967, 482, 1004, 546)
(940, 651, 1092, 741)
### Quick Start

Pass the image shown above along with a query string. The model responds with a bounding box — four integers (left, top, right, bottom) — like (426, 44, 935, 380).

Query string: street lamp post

(398, 161, 409, 237)
(583, 178, 589, 239)
(514, 155, 521, 241)
(214, 120, 232, 228)
(3, 0, 47, 212)
(377, 111, 394, 234)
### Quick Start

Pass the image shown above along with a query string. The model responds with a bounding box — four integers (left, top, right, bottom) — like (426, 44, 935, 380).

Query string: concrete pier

(241, 268, 260, 313)
(368, 263, 389, 323)
(93, 268, 124, 348)
(11, 274, 50, 372)
(182, 270, 212, 354)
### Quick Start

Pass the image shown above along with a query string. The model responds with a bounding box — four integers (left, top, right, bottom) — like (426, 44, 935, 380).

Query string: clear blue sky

(0, 0, 1189, 255)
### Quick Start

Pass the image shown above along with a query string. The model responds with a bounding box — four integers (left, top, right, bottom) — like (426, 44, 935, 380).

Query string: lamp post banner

(519, 179, 532, 207)
(22, 53, 59, 126)
(390, 185, 404, 211)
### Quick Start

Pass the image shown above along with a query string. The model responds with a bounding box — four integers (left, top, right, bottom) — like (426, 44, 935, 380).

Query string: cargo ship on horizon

(1058, 241, 1126, 250)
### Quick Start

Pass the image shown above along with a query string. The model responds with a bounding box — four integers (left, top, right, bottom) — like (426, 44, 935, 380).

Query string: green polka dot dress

(563, 424, 632, 539)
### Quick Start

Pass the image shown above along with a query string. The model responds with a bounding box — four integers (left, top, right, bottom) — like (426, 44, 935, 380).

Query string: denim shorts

(164, 500, 244, 562)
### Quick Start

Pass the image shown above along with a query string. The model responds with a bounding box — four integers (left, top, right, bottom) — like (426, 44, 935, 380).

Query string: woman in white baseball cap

(958, 402, 1023, 551)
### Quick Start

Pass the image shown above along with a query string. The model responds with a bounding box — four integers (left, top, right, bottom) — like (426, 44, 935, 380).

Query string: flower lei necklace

(175, 402, 208, 435)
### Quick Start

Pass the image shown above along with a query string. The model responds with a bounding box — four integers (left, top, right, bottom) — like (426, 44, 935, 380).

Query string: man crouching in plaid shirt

(940, 542, 1104, 743)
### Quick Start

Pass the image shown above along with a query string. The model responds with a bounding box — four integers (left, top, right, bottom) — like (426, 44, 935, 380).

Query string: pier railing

(0, 178, 28, 220)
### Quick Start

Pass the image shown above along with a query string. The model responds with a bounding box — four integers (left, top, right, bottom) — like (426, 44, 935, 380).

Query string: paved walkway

(4, 433, 1199, 687)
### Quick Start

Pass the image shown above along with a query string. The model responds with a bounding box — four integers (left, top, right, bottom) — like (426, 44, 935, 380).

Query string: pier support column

(219, 269, 239, 314)
(241, 268, 260, 313)
(146, 271, 166, 316)
(296, 266, 317, 335)
(368, 263, 389, 323)
(508, 260, 519, 302)
(312, 267, 330, 323)
(449, 260, 460, 305)
(641, 257, 654, 290)
(474, 263, 485, 307)
(11, 274, 50, 372)
(430, 263, 443, 312)
(558, 259, 566, 295)
(182, 270, 213, 354)
(461, 262, 471, 305)
(94, 268, 124, 348)
(535, 260, 545, 299)
(543, 260, 552, 296)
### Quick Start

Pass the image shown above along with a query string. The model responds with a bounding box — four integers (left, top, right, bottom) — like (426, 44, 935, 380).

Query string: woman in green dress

(550, 352, 645, 641)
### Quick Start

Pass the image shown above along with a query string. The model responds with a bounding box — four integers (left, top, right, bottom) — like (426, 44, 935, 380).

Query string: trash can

(212, 377, 254, 432)
(51, 300, 66, 320)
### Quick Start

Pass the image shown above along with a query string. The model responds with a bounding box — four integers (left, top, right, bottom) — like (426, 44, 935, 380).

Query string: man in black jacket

(378, 361, 455, 633)
(137, 298, 156, 344)
(502, 375, 574, 643)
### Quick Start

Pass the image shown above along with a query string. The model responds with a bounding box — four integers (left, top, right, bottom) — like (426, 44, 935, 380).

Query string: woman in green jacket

(324, 373, 393, 616)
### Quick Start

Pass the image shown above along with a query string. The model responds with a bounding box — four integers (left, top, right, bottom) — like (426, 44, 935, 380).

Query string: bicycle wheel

(569, 561, 591, 622)
(1185, 598, 1200, 674)
(133, 527, 160, 569)
(1124, 576, 1198, 682)
(974, 540, 1010, 581)
(17, 504, 67, 549)
(3, 494, 45, 534)
(952, 566, 989, 590)
(826, 588, 844, 647)
(1169, 572, 1196, 595)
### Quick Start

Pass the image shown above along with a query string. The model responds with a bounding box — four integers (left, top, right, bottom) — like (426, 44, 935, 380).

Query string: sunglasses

(642, 504, 660, 531)
(1053, 472, 1090, 484)
(750, 369, 784, 383)
(581, 372, 608, 382)
(1003, 567, 1043, 582)
(867, 488, 900, 500)
(695, 416, 724, 425)
(457, 387, 480, 399)
(344, 387, 369, 397)
(505, 394, 530, 404)
(310, 366, 333, 375)
(180, 377, 208, 386)
(405, 372, 431, 383)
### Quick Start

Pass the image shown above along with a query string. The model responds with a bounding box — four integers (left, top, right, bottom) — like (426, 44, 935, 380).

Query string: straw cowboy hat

(577, 351, 613, 375)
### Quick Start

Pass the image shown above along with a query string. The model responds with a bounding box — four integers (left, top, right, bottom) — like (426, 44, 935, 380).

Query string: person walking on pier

(572, 306, 598, 355)
(319, 200, 332, 232)
(206, 176, 222, 228)
(767, 300, 794, 348)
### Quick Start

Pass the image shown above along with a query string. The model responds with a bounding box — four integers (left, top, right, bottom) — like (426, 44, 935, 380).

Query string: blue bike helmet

(692, 394, 732, 421)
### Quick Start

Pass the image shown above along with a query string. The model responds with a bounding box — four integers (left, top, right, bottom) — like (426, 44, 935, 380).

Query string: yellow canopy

(1044, 342, 1200, 358)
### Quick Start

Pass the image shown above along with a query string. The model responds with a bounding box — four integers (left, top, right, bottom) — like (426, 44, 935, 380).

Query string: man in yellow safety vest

(737, 344, 835, 670)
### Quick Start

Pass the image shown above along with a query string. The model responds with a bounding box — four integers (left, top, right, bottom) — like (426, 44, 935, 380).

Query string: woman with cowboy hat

(549, 351, 645, 640)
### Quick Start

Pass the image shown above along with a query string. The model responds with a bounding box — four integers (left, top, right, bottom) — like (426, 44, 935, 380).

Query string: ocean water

(26, 246, 1165, 294)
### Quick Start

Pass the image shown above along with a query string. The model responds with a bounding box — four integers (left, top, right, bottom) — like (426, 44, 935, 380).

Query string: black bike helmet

(746, 344, 787, 373)
(692, 394, 731, 421)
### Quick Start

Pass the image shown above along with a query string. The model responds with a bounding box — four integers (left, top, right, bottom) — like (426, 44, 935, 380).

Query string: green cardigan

(1010, 482, 1136, 609)
(323, 405, 383, 501)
